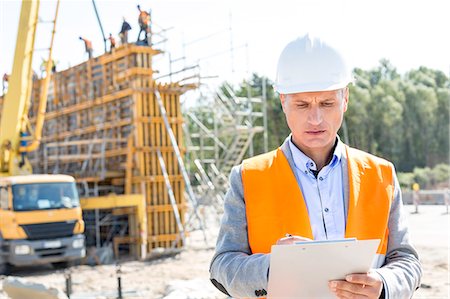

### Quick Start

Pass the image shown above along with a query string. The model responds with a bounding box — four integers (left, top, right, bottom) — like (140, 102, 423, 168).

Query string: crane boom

(0, 0, 40, 175)
(21, 0, 60, 153)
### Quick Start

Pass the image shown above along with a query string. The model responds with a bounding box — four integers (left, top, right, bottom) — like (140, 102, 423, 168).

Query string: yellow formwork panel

(80, 194, 147, 259)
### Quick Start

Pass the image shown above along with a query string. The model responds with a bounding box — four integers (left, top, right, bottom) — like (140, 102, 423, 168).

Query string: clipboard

(267, 239, 380, 299)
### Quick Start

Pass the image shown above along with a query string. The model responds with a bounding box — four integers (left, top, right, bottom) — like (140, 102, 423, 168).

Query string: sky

(0, 0, 449, 95)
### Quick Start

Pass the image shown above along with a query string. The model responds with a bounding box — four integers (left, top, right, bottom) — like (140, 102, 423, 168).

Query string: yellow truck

(0, 175, 85, 273)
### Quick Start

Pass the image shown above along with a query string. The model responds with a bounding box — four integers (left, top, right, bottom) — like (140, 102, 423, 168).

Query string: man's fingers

(276, 235, 312, 245)
(329, 281, 367, 296)
(346, 273, 378, 286)
(330, 274, 383, 299)
(332, 288, 368, 299)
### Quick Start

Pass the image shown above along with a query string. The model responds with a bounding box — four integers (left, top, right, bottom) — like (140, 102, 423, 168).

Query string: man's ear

(342, 88, 349, 112)
(280, 94, 286, 113)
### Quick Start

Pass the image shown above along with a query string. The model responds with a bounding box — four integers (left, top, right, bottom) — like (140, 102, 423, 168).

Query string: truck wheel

(52, 261, 73, 269)
(0, 263, 10, 275)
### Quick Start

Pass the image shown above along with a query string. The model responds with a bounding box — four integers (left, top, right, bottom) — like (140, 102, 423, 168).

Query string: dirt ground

(406, 205, 449, 299)
(0, 204, 448, 299)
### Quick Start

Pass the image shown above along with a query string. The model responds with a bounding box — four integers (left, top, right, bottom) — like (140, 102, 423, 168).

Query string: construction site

(0, 0, 448, 298)
(0, 0, 266, 297)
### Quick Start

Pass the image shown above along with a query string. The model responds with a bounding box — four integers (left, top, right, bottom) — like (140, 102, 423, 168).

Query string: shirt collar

(288, 135, 343, 175)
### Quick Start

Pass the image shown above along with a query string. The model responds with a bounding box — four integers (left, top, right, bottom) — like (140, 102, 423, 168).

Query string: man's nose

(307, 105, 323, 125)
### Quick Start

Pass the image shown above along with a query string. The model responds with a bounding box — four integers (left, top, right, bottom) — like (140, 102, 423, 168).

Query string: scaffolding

(22, 43, 199, 257)
(184, 82, 266, 213)
(0, 17, 267, 258)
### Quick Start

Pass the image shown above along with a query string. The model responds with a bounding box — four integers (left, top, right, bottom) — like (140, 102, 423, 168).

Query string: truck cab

(0, 174, 85, 273)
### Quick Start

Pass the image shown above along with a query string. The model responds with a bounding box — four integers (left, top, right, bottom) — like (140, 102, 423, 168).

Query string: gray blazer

(209, 137, 422, 298)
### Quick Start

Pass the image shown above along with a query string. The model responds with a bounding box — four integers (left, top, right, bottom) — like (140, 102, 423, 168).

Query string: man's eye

(322, 102, 334, 107)
(296, 103, 308, 108)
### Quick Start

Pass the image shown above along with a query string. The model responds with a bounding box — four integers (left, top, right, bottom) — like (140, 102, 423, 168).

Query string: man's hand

(276, 235, 312, 245)
(329, 272, 383, 299)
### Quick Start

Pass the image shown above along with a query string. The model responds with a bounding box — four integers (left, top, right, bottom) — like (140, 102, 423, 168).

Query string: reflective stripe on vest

(242, 145, 393, 256)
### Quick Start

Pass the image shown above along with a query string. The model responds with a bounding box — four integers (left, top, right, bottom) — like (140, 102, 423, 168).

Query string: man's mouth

(305, 130, 326, 135)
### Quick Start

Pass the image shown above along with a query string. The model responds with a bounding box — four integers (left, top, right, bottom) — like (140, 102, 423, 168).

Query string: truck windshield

(12, 183, 80, 211)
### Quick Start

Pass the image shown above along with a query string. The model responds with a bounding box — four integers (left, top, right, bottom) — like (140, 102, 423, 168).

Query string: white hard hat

(274, 34, 353, 94)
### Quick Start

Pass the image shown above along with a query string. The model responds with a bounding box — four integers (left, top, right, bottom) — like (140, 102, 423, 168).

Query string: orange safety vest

(242, 145, 393, 256)
(139, 11, 150, 28)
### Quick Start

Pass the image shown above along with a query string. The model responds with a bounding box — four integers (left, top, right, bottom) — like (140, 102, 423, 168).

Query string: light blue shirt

(288, 136, 345, 240)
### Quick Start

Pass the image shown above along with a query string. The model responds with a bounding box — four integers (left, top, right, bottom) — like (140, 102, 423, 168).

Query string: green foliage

(345, 59, 449, 171)
(432, 164, 450, 185)
(397, 163, 450, 189)
(397, 172, 415, 189)
(412, 166, 433, 188)
(399, 164, 450, 190)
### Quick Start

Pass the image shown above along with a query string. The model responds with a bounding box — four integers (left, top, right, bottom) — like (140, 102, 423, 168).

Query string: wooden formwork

(127, 82, 189, 250)
(21, 44, 196, 255)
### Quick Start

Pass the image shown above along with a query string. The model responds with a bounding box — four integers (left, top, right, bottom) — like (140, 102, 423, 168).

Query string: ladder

(154, 89, 207, 243)
(21, 0, 61, 155)
(156, 149, 186, 248)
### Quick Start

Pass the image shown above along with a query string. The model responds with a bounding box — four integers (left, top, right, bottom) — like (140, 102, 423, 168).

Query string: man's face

(30, 189, 38, 200)
(18, 186, 26, 197)
(280, 88, 348, 155)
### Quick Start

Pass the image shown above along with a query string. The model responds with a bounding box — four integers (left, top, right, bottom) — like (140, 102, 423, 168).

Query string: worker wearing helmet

(119, 17, 132, 45)
(209, 34, 422, 298)
(108, 33, 116, 53)
(2, 73, 8, 93)
(137, 5, 151, 45)
(79, 36, 93, 60)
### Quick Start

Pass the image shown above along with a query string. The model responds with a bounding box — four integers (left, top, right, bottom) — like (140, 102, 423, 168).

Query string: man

(137, 5, 151, 44)
(40, 59, 57, 76)
(19, 129, 30, 168)
(28, 186, 39, 208)
(79, 36, 93, 59)
(13, 185, 28, 210)
(209, 35, 422, 299)
(119, 17, 132, 45)
(412, 182, 420, 214)
(2, 73, 8, 93)
(108, 33, 116, 52)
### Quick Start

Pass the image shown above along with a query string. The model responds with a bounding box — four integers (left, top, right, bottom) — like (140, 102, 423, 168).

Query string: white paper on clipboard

(267, 239, 380, 299)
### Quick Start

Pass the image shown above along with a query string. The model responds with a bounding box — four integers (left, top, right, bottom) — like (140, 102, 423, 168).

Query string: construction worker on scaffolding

(137, 4, 151, 45)
(108, 33, 116, 52)
(119, 17, 131, 45)
(18, 125, 30, 168)
(79, 36, 93, 59)
(2, 73, 9, 93)
(209, 34, 422, 299)
(40, 59, 57, 76)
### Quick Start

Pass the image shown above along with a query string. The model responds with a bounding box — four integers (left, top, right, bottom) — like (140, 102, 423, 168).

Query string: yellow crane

(0, 0, 54, 174)
(0, 0, 85, 274)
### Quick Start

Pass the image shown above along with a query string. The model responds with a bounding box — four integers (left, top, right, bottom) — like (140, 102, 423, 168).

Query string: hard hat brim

(274, 80, 351, 94)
